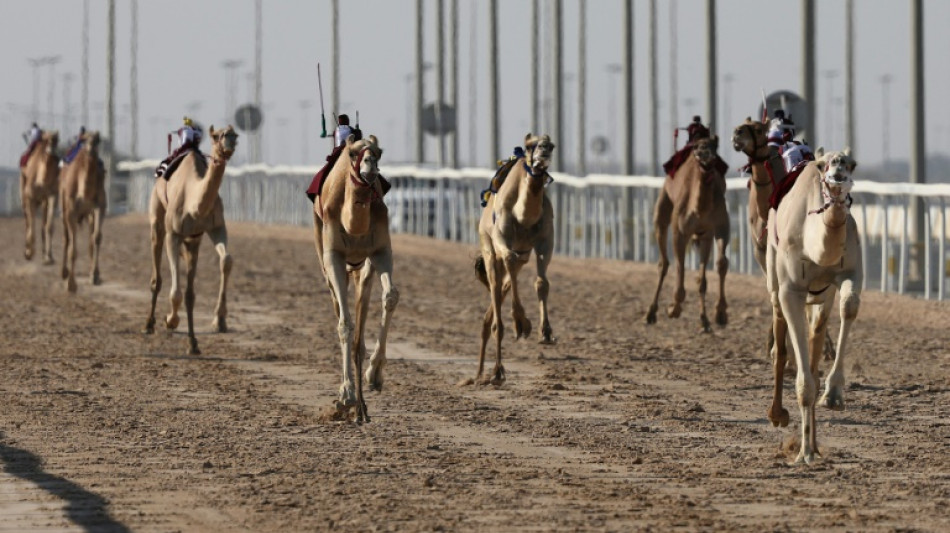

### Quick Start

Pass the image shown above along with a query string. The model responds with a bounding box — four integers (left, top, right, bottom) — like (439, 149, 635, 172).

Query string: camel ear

(843, 146, 851, 157)
(346, 133, 357, 146)
(815, 146, 825, 159)
(524, 132, 538, 150)
(209, 125, 216, 137)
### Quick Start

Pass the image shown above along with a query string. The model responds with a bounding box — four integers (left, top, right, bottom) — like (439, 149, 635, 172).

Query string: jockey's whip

(355, 110, 359, 131)
(760, 88, 768, 122)
(317, 63, 328, 138)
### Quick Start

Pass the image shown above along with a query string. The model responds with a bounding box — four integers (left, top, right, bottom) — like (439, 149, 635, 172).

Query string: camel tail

(473, 255, 489, 289)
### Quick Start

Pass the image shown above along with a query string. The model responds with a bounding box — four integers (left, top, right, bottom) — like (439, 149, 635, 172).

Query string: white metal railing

(4, 161, 948, 300)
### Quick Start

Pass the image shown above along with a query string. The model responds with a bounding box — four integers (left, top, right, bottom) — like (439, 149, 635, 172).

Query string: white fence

(4, 161, 949, 300)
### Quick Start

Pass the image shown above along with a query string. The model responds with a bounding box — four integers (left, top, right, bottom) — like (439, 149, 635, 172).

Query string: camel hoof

(768, 408, 790, 428)
(645, 306, 658, 325)
(65, 279, 77, 294)
(700, 316, 712, 333)
(366, 373, 383, 392)
(165, 315, 180, 330)
(458, 377, 476, 387)
(819, 389, 845, 411)
(539, 332, 557, 345)
(715, 310, 728, 326)
(143, 318, 156, 335)
(793, 449, 819, 465)
(24, 249, 33, 261)
(42, 257, 54, 266)
(61, 266, 68, 279)
(187, 338, 201, 356)
(91, 273, 101, 286)
(514, 317, 532, 340)
(666, 305, 682, 319)
(212, 317, 228, 333)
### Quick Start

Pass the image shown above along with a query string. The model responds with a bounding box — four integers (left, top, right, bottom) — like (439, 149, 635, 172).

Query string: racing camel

(731, 117, 786, 271)
(59, 130, 107, 293)
(312, 134, 398, 423)
(766, 148, 862, 464)
(20, 130, 60, 264)
(143, 125, 239, 356)
(645, 135, 730, 332)
(472, 133, 557, 386)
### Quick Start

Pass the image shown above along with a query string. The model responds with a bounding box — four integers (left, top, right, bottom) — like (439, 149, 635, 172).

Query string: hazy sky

(2, 0, 948, 174)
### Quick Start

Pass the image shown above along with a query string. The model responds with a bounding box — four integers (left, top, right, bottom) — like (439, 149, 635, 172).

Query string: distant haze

(2, 0, 948, 177)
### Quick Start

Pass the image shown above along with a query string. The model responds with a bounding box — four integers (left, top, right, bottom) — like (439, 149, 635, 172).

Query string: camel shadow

(0, 431, 131, 532)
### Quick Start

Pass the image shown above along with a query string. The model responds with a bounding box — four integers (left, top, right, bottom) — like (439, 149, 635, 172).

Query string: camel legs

(23, 196, 36, 261)
(88, 207, 103, 285)
(62, 210, 78, 293)
(182, 237, 202, 356)
(483, 253, 507, 385)
(505, 254, 531, 340)
(667, 227, 689, 319)
(768, 291, 791, 428)
(476, 279, 510, 383)
(534, 237, 555, 344)
(144, 211, 165, 334)
(694, 237, 714, 333)
(366, 248, 399, 393)
(208, 225, 233, 333)
(41, 197, 56, 265)
(778, 283, 820, 464)
(714, 231, 729, 327)
(312, 212, 341, 318)
(352, 265, 374, 423)
(164, 232, 184, 332)
(820, 278, 861, 410)
(645, 190, 672, 324)
(324, 249, 359, 413)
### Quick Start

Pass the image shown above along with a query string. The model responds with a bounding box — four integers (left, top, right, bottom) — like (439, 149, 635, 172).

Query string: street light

(221, 59, 243, 125)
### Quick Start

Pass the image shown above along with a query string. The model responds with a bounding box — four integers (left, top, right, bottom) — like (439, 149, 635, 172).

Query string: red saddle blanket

(662, 145, 729, 178)
(155, 147, 203, 180)
(306, 145, 391, 203)
(769, 165, 807, 210)
(306, 145, 346, 202)
(19, 140, 40, 168)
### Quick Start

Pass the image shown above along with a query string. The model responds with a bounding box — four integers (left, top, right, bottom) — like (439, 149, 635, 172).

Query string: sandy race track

(0, 213, 947, 531)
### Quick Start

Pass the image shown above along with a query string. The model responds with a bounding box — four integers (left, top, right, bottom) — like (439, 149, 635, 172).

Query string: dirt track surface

(0, 213, 948, 532)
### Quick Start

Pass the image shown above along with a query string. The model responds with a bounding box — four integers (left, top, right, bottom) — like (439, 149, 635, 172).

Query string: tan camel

(143, 126, 239, 356)
(20, 130, 60, 264)
(312, 134, 398, 423)
(645, 135, 730, 332)
(59, 131, 106, 293)
(472, 133, 556, 386)
(766, 148, 861, 464)
(731, 117, 786, 271)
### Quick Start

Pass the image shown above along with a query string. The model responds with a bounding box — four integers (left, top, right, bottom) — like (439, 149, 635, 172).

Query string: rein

(522, 160, 554, 186)
(808, 175, 853, 215)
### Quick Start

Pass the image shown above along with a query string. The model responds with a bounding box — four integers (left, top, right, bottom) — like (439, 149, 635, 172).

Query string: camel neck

(195, 152, 227, 216)
(341, 172, 375, 236)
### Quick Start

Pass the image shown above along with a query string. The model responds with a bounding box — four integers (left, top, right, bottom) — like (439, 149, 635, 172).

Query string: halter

(522, 159, 554, 185)
(808, 174, 853, 215)
(348, 147, 382, 202)
(736, 123, 770, 163)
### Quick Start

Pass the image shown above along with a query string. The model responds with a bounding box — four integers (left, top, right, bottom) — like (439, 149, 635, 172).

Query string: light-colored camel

(144, 125, 239, 356)
(312, 134, 398, 423)
(645, 135, 730, 332)
(20, 130, 60, 264)
(766, 148, 861, 464)
(473, 133, 556, 386)
(731, 117, 786, 271)
(59, 131, 106, 293)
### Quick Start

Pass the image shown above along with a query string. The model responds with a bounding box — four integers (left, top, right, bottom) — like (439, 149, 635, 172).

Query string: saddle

(306, 145, 391, 204)
(155, 147, 204, 180)
(663, 144, 730, 179)
(19, 140, 40, 168)
(480, 146, 525, 207)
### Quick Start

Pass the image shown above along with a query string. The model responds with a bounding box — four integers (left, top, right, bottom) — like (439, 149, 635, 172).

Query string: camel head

(42, 130, 59, 154)
(815, 147, 857, 198)
(692, 135, 720, 169)
(731, 117, 769, 159)
(524, 133, 556, 174)
(82, 131, 101, 155)
(346, 133, 383, 185)
(208, 125, 239, 160)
